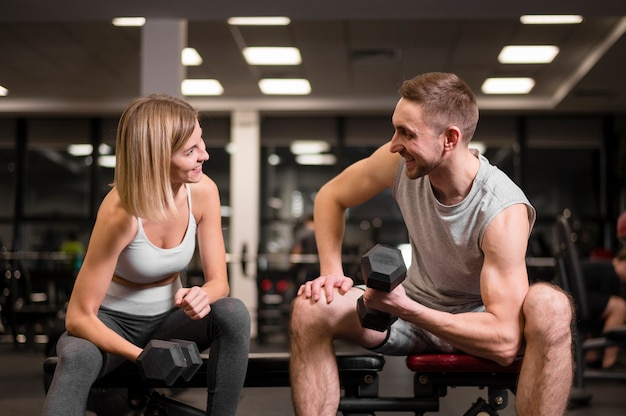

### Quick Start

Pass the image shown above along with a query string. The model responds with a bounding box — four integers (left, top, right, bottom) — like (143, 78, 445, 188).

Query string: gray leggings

(43, 297, 250, 416)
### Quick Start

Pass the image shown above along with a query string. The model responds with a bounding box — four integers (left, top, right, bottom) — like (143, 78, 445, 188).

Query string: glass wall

(0, 113, 623, 259)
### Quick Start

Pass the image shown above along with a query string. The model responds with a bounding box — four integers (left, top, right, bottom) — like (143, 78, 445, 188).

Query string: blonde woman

(43, 94, 250, 416)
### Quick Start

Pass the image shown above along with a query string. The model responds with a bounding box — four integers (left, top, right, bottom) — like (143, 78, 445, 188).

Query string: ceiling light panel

(296, 154, 337, 166)
(520, 15, 583, 25)
(243, 47, 302, 65)
(67, 144, 93, 156)
(112, 17, 146, 27)
(258, 79, 311, 95)
(182, 48, 203, 66)
(498, 45, 559, 64)
(181, 79, 224, 96)
(481, 78, 535, 94)
(227, 16, 291, 26)
(290, 140, 330, 155)
(98, 155, 116, 168)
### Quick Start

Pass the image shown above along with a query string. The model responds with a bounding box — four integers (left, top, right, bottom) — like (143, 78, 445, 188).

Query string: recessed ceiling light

(481, 78, 535, 94)
(181, 79, 224, 96)
(296, 154, 337, 166)
(227, 16, 291, 26)
(0, 85, 8, 96)
(498, 45, 559, 64)
(182, 48, 203, 66)
(520, 15, 583, 25)
(112, 17, 146, 27)
(290, 140, 330, 155)
(98, 155, 117, 168)
(258, 79, 311, 95)
(243, 47, 302, 65)
(67, 144, 93, 156)
(267, 154, 281, 166)
(99, 143, 113, 155)
(67, 143, 113, 156)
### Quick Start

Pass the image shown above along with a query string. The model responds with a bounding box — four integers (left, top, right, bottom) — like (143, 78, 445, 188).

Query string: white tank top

(113, 184, 197, 284)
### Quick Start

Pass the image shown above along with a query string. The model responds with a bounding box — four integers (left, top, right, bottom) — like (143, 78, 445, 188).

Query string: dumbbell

(137, 339, 203, 386)
(357, 244, 407, 332)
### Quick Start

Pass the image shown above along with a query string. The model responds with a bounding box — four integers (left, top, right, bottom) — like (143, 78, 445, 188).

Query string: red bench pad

(406, 354, 522, 373)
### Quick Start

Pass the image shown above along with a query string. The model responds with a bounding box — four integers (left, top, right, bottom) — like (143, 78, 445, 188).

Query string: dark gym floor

(1, 332, 625, 416)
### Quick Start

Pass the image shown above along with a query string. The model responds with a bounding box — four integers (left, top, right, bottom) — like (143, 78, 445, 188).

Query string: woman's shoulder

(96, 188, 136, 230)
(87, 188, 138, 255)
(189, 174, 220, 200)
(188, 175, 221, 223)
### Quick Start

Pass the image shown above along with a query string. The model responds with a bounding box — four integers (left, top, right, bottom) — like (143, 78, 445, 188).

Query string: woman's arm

(64, 190, 144, 360)
(175, 175, 229, 319)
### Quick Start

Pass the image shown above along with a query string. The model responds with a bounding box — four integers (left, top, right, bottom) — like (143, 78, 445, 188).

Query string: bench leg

(86, 387, 148, 415)
(463, 397, 498, 416)
(462, 388, 509, 416)
(340, 372, 379, 415)
(144, 391, 205, 416)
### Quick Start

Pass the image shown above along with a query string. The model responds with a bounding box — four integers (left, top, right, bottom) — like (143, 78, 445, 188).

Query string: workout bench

(43, 351, 521, 415)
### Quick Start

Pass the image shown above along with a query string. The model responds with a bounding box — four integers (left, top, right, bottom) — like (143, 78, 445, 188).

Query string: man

(289, 72, 573, 416)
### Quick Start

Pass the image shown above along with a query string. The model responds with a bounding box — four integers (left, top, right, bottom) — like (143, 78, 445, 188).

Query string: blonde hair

(399, 72, 479, 141)
(114, 94, 198, 221)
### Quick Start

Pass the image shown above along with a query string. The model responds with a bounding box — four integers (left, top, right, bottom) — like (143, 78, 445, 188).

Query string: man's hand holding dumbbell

(357, 244, 407, 332)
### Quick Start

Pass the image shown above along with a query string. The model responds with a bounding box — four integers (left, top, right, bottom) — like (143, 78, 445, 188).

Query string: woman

(43, 94, 250, 415)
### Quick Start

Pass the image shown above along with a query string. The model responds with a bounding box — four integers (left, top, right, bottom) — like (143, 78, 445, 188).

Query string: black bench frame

(44, 350, 520, 415)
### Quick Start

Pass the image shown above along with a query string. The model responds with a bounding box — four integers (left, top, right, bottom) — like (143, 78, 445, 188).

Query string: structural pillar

(229, 110, 260, 337)
(141, 19, 186, 97)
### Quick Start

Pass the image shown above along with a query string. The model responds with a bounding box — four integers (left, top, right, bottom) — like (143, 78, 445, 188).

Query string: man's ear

(443, 126, 461, 150)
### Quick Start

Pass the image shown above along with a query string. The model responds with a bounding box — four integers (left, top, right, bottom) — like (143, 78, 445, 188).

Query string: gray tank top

(392, 151, 535, 313)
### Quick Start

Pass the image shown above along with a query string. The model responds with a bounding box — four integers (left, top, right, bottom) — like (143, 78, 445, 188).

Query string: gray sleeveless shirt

(392, 151, 535, 313)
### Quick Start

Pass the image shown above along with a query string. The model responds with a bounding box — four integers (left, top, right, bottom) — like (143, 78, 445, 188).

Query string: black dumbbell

(171, 339, 203, 381)
(137, 339, 203, 386)
(357, 244, 407, 332)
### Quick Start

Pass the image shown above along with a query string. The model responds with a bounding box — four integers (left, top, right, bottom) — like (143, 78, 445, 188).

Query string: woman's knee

(210, 297, 251, 337)
(56, 333, 103, 374)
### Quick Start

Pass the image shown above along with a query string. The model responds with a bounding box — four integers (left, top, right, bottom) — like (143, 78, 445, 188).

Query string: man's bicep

(480, 204, 531, 317)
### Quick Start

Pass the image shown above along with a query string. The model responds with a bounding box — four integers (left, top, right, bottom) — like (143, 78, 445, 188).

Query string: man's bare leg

(516, 282, 574, 416)
(289, 288, 376, 416)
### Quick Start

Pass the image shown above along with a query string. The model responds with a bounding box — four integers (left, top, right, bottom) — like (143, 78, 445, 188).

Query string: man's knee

(290, 293, 338, 335)
(291, 295, 318, 326)
(523, 283, 573, 339)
